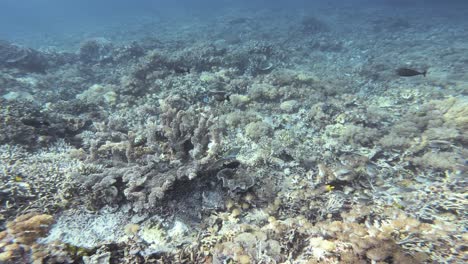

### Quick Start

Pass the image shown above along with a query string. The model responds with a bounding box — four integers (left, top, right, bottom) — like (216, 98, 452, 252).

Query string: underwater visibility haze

(0, 0, 467, 263)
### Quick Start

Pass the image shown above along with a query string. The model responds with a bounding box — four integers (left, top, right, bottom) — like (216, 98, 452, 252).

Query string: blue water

(1, 0, 467, 49)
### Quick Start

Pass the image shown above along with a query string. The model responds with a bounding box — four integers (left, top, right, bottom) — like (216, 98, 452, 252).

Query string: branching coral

(157, 95, 222, 162)
(80, 95, 229, 213)
(0, 142, 88, 222)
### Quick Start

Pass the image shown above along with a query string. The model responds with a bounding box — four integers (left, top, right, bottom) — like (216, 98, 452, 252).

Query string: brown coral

(0, 213, 54, 262)
(6, 213, 54, 245)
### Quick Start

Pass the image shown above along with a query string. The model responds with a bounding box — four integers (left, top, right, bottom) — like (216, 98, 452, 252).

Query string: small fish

(14, 175, 23, 182)
(396, 68, 427, 77)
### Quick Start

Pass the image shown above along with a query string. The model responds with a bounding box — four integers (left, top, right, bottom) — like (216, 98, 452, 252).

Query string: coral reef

(0, 98, 89, 148)
(78, 38, 114, 64)
(0, 41, 48, 73)
(0, 3, 467, 263)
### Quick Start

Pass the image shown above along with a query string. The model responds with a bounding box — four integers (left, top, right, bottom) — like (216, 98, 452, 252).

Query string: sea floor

(0, 4, 467, 264)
